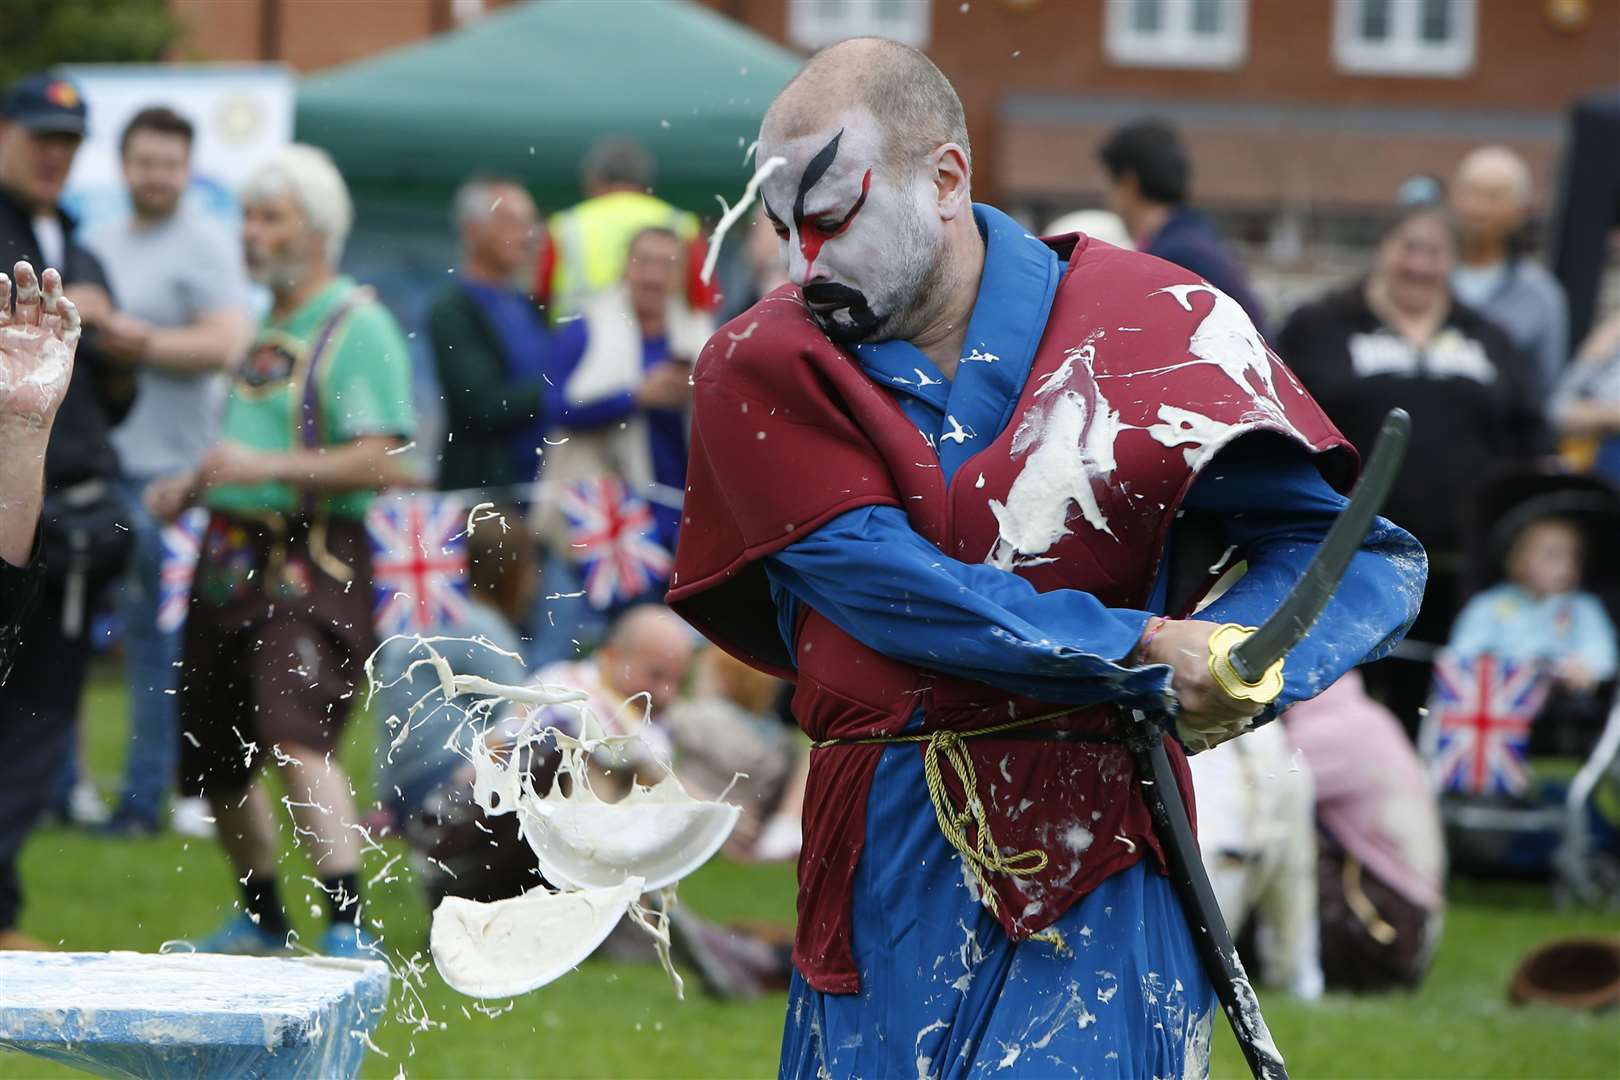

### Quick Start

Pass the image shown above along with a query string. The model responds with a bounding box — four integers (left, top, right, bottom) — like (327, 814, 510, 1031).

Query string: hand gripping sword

(1123, 408, 1411, 1080)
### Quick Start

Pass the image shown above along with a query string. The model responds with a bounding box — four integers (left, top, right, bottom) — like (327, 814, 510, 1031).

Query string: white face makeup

(758, 110, 942, 344)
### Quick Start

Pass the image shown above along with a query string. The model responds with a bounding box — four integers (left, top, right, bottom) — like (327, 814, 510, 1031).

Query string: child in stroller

(1420, 469, 1620, 905)
(1447, 515, 1616, 698)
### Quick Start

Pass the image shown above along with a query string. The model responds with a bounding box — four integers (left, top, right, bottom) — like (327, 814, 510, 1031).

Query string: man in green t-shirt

(146, 145, 414, 960)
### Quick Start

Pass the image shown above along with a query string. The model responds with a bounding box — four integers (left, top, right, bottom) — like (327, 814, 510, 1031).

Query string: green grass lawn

(2, 663, 1617, 1078)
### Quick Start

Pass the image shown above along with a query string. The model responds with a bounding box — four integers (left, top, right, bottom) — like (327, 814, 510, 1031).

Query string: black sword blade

(1228, 408, 1411, 684)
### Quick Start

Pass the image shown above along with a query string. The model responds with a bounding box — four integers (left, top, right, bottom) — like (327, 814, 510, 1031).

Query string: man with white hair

(145, 144, 415, 958)
(430, 175, 548, 493)
(1450, 145, 1570, 399)
(668, 38, 1424, 1076)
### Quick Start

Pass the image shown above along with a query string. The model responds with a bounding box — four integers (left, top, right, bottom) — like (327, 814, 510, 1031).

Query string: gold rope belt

(812, 707, 1113, 916)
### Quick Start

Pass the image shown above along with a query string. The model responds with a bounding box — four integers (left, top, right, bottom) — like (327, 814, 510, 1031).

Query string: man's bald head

(1455, 145, 1532, 206)
(599, 604, 695, 714)
(1451, 144, 1534, 256)
(763, 37, 970, 180)
(754, 38, 977, 346)
(607, 604, 691, 654)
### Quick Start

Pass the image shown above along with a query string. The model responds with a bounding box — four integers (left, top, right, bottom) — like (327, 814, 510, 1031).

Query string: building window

(1104, 0, 1248, 70)
(787, 0, 931, 51)
(1333, 0, 1477, 77)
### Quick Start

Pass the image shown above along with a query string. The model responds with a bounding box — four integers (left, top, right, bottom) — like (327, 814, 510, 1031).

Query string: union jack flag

(1428, 652, 1550, 796)
(366, 492, 471, 636)
(559, 474, 671, 610)
(156, 507, 208, 633)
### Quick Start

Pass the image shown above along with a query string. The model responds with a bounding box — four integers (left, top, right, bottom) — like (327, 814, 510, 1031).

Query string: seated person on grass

(369, 509, 538, 829)
(1288, 671, 1446, 993)
(665, 647, 805, 860)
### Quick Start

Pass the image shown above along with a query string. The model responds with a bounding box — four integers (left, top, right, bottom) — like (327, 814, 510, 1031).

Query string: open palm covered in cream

(0, 261, 79, 425)
(0, 260, 81, 565)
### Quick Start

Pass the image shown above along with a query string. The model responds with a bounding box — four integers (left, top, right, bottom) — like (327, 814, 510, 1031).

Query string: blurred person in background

(1098, 117, 1267, 333)
(371, 508, 536, 828)
(0, 258, 82, 950)
(665, 647, 803, 859)
(145, 144, 415, 959)
(1446, 514, 1616, 692)
(1450, 145, 1569, 402)
(1279, 195, 1548, 732)
(537, 136, 715, 320)
(716, 209, 789, 323)
(87, 105, 252, 838)
(1286, 671, 1445, 992)
(1550, 306, 1620, 485)
(1189, 723, 1322, 1001)
(536, 225, 712, 557)
(518, 603, 794, 999)
(430, 176, 549, 495)
(0, 71, 137, 944)
(524, 603, 694, 798)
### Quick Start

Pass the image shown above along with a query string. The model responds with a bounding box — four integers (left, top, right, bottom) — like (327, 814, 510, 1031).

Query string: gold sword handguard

(1207, 623, 1286, 705)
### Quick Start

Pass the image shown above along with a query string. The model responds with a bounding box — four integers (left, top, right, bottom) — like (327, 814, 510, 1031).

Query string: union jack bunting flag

(366, 492, 471, 636)
(559, 473, 672, 610)
(156, 507, 208, 633)
(1428, 652, 1550, 796)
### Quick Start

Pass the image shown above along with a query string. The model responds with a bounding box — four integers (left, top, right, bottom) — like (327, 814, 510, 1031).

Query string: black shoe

(93, 811, 162, 838)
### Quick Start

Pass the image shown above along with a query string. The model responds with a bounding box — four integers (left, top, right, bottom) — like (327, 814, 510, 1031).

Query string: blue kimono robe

(763, 206, 1426, 1078)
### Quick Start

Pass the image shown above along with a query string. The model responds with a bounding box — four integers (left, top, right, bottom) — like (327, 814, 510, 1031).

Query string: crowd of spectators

(1, 70, 1615, 1006)
(1100, 118, 1617, 999)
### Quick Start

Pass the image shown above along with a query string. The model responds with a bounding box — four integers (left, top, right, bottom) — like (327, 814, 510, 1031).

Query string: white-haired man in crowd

(145, 144, 416, 957)
(1450, 145, 1570, 400)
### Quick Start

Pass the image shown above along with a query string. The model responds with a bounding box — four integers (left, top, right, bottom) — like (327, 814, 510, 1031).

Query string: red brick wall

(705, 0, 1620, 207)
(170, 0, 518, 70)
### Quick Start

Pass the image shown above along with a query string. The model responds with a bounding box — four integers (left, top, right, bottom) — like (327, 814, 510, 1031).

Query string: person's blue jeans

(113, 475, 183, 824)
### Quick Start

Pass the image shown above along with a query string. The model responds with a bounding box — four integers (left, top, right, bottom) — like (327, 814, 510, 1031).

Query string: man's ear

(931, 142, 971, 221)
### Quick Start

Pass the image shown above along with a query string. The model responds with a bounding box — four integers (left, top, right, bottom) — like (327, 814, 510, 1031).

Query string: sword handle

(1207, 623, 1285, 705)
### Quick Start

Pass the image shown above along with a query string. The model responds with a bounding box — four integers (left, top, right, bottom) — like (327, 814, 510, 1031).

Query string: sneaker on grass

(319, 922, 380, 960)
(191, 913, 289, 956)
(170, 796, 217, 838)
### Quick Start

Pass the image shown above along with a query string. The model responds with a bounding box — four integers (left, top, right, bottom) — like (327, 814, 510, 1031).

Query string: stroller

(1417, 467, 1620, 909)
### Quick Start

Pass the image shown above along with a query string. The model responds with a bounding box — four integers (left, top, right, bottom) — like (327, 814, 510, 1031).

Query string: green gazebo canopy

(296, 0, 802, 215)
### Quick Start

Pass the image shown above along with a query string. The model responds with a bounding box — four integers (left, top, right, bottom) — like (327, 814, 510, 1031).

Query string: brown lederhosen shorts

(178, 512, 375, 797)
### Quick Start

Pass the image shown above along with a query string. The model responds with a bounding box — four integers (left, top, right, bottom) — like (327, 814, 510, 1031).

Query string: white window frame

(1104, 0, 1249, 71)
(1333, 0, 1477, 77)
(787, 0, 931, 52)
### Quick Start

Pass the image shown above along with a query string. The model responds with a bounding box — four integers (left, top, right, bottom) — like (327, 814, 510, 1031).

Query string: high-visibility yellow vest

(548, 190, 700, 320)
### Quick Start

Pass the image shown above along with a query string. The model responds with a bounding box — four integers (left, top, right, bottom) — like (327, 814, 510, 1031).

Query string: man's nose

(789, 251, 829, 288)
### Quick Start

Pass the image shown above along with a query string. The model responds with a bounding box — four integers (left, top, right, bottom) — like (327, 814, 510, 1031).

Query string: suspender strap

(296, 286, 374, 517)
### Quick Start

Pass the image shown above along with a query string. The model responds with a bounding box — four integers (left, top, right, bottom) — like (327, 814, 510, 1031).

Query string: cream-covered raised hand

(0, 261, 82, 565)
(0, 262, 80, 428)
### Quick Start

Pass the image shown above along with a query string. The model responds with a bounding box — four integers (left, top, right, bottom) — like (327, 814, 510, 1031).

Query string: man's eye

(772, 225, 789, 239)
(815, 218, 842, 233)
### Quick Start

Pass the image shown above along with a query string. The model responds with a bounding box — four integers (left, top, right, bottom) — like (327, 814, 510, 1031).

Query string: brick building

(701, 0, 1618, 250)
(169, 1, 1617, 245)
(169, 0, 518, 73)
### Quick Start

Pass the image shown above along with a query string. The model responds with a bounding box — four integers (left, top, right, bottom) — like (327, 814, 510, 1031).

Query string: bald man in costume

(668, 40, 1426, 1078)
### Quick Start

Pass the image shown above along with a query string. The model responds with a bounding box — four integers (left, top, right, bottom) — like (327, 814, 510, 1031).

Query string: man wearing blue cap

(0, 71, 135, 948)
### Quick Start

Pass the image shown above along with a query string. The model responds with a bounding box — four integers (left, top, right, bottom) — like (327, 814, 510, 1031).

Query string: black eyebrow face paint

(780, 127, 873, 280)
(794, 129, 844, 224)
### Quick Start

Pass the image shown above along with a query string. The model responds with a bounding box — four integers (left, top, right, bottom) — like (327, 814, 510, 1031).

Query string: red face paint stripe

(796, 168, 873, 283)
